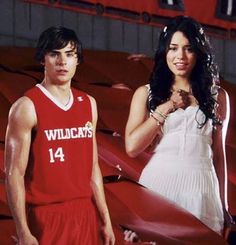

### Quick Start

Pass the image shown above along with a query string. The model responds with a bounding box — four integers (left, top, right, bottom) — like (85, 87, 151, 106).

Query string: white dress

(139, 103, 224, 234)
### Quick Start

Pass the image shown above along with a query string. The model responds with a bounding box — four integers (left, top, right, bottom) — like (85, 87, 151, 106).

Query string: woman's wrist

(168, 99, 176, 112)
(150, 112, 164, 125)
(156, 100, 174, 116)
(150, 100, 176, 126)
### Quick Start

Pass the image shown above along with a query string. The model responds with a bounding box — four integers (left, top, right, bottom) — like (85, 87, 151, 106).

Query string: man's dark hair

(35, 26, 83, 63)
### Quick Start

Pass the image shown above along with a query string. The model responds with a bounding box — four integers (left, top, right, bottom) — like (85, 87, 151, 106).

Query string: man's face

(43, 42, 78, 84)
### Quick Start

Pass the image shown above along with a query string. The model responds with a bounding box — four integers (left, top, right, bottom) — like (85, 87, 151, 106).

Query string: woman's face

(166, 31, 196, 79)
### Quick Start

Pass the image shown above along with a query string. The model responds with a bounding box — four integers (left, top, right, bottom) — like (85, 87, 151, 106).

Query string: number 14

(48, 147, 65, 163)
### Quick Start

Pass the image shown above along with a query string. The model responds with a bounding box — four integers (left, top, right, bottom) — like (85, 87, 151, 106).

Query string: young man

(4, 26, 115, 245)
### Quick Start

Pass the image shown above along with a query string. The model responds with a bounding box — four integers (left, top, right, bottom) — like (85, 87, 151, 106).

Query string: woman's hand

(123, 229, 157, 244)
(170, 89, 191, 110)
(124, 230, 140, 242)
(223, 208, 235, 239)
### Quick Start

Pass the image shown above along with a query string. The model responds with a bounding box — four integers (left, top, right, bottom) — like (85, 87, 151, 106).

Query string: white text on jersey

(44, 127, 93, 141)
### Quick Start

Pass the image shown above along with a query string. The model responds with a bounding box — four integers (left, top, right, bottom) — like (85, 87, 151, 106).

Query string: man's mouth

(56, 69, 68, 74)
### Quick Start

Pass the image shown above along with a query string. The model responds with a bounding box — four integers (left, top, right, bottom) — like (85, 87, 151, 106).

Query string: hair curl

(148, 16, 220, 127)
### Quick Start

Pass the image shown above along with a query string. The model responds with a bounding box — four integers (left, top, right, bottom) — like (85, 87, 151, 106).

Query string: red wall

(25, 0, 236, 32)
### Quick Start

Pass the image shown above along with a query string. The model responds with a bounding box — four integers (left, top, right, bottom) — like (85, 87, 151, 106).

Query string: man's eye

(67, 53, 76, 57)
(49, 52, 58, 57)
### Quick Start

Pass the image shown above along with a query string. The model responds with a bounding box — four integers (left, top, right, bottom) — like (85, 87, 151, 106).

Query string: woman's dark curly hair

(149, 15, 220, 127)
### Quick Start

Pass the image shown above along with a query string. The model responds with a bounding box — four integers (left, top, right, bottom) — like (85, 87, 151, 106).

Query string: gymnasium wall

(0, 0, 235, 84)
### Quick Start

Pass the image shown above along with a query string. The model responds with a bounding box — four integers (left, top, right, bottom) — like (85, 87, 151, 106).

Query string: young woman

(125, 16, 231, 235)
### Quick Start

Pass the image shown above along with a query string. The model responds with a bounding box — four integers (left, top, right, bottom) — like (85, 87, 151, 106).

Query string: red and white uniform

(25, 84, 93, 204)
(24, 84, 101, 244)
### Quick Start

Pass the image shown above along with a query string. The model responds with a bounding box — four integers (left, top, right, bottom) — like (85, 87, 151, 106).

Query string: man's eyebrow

(50, 50, 60, 53)
(65, 49, 77, 53)
(50, 49, 76, 53)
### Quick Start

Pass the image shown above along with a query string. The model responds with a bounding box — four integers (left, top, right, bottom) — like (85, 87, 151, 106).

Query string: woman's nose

(177, 49, 185, 59)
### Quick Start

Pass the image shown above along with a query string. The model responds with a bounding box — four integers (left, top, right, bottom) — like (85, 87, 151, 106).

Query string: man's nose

(57, 54, 67, 65)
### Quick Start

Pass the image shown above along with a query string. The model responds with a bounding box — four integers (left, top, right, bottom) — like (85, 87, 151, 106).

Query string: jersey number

(49, 147, 65, 163)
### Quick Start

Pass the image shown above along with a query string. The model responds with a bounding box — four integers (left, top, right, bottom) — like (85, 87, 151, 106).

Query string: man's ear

(40, 58, 45, 65)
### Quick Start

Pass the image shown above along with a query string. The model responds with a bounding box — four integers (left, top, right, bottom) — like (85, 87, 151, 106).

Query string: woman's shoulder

(135, 84, 150, 95)
(215, 86, 230, 121)
(131, 84, 150, 103)
(216, 86, 229, 104)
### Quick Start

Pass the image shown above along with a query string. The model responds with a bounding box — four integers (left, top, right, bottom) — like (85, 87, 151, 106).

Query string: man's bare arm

(89, 96, 115, 245)
(4, 96, 38, 244)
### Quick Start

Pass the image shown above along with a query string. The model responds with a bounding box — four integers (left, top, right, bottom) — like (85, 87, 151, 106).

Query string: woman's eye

(184, 48, 194, 54)
(187, 47, 194, 52)
(169, 47, 177, 51)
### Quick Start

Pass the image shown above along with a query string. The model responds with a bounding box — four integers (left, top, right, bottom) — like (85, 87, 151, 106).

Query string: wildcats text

(44, 127, 93, 141)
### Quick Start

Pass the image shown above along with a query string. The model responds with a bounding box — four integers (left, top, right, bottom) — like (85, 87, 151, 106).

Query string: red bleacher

(0, 47, 235, 244)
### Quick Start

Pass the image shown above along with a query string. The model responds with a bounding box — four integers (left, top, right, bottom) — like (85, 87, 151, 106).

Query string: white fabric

(139, 105, 224, 234)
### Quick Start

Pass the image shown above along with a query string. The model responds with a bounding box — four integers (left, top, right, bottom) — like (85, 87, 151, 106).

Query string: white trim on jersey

(36, 84, 74, 111)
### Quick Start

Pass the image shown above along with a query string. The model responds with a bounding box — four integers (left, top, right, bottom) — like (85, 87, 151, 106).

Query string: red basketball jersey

(24, 84, 93, 205)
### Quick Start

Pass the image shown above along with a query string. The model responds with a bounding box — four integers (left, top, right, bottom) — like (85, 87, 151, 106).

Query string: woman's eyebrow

(169, 43, 191, 47)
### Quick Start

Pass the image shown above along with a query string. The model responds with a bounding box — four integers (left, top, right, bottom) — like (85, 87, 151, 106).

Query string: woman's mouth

(175, 63, 188, 70)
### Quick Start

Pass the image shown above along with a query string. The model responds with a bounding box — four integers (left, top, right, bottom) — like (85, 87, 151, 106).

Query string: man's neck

(41, 79, 72, 106)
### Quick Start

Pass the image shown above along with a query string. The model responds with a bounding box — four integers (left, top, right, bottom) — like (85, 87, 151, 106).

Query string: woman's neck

(172, 78, 191, 92)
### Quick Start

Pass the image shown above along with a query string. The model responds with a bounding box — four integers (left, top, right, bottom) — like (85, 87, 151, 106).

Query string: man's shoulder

(9, 96, 36, 125)
(71, 87, 91, 101)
